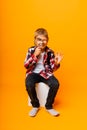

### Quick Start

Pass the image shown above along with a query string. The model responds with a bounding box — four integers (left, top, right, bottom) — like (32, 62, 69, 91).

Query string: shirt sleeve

(24, 48, 38, 69)
(49, 51, 60, 72)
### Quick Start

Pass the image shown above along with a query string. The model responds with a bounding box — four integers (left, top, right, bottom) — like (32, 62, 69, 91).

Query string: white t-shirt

(33, 52, 45, 73)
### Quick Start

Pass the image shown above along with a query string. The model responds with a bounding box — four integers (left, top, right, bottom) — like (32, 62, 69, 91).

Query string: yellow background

(1, 0, 87, 129)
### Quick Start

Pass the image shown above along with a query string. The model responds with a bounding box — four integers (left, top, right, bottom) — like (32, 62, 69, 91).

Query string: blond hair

(34, 28, 49, 41)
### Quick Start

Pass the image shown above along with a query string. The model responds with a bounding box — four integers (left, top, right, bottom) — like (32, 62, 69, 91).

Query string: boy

(24, 28, 63, 117)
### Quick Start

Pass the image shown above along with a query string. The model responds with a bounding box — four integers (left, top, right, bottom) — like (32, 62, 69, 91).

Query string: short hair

(34, 28, 49, 41)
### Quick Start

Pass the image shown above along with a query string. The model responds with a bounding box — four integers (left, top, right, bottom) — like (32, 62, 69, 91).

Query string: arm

(49, 51, 63, 72)
(24, 47, 38, 69)
(49, 52, 60, 72)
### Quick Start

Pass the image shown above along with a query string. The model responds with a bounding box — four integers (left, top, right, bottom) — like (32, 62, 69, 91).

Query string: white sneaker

(29, 107, 39, 117)
(46, 109, 60, 116)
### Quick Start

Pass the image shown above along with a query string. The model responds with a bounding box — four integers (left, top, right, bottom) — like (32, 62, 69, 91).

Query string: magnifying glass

(38, 43, 44, 46)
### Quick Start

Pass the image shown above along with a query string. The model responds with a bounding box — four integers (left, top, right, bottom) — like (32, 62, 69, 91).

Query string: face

(34, 35, 48, 51)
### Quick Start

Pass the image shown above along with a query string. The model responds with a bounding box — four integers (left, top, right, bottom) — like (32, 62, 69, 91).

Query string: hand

(55, 52, 64, 65)
(34, 47, 42, 57)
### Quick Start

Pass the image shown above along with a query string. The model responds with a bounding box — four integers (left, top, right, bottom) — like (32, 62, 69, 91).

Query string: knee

(53, 80, 60, 90)
(48, 79, 59, 90)
(25, 79, 34, 90)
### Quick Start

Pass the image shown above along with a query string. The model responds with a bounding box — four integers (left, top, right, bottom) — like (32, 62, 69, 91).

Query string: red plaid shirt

(24, 46, 60, 79)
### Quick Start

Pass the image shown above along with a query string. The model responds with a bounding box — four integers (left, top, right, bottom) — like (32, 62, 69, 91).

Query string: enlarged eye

(36, 38, 47, 43)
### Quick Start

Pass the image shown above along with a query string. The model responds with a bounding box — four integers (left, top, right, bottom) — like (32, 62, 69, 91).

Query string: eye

(36, 37, 47, 43)
(36, 38, 41, 41)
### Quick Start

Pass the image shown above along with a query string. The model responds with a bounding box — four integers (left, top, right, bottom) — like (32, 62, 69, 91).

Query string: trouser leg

(44, 76, 60, 109)
(25, 73, 41, 108)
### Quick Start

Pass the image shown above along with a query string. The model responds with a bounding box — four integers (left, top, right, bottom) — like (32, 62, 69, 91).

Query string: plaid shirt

(24, 46, 60, 79)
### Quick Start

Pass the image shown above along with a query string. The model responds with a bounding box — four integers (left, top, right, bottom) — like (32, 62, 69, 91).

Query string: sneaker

(46, 109, 60, 116)
(29, 107, 39, 117)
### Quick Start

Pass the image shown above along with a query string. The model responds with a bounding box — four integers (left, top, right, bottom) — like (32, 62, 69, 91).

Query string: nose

(40, 41, 43, 43)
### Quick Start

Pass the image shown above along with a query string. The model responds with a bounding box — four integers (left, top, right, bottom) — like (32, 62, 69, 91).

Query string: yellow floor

(1, 71, 87, 130)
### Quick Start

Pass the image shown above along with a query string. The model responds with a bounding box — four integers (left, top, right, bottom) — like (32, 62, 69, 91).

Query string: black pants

(25, 73, 59, 109)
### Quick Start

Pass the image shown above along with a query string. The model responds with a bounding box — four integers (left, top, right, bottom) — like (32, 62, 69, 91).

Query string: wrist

(33, 53, 39, 58)
(55, 61, 60, 65)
